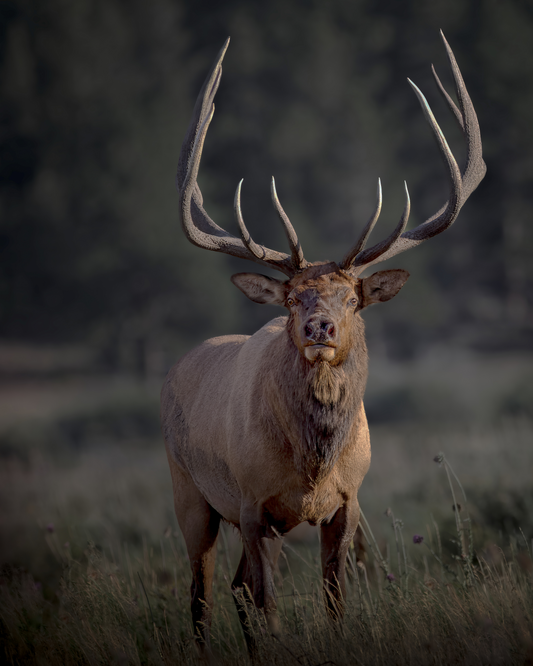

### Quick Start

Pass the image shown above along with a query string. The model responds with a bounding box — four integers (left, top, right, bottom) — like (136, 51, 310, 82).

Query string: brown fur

(310, 361, 344, 405)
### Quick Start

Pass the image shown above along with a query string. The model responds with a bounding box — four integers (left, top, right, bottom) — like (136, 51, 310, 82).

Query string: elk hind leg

(169, 461, 220, 647)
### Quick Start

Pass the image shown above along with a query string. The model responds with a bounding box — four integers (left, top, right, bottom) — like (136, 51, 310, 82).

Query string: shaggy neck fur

(265, 316, 368, 483)
(309, 361, 345, 405)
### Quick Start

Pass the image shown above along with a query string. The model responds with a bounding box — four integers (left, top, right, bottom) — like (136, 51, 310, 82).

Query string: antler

(178, 38, 307, 277)
(340, 31, 486, 275)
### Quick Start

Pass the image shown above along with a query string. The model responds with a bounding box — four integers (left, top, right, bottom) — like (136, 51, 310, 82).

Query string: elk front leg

(232, 537, 283, 653)
(320, 500, 360, 619)
(238, 508, 282, 638)
(231, 547, 255, 653)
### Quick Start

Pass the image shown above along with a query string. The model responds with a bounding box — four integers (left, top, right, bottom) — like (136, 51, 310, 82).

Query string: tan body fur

(162, 316, 370, 533)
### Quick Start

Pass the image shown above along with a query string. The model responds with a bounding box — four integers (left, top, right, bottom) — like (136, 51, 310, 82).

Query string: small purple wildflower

(46, 523, 55, 533)
(413, 534, 424, 544)
(386, 573, 396, 582)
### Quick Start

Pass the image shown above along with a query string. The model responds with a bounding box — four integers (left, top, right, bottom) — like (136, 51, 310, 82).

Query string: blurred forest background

(1, 0, 533, 588)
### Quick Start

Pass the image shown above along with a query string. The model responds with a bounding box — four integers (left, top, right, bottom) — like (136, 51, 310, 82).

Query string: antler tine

(340, 179, 382, 269)
(234, 179, 266, 260)
(404, 77, 462, 238)
(438, 30, 487, 200)
(178, 39, 299, 278)
(271, 177, 307, 270)
(431, 65, 463, 130)
(346, 32, 485, 276)
(346, 182, 411, 270)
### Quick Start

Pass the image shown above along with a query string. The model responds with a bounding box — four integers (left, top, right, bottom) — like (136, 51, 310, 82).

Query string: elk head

(177, 32, 486, 363)
(231, 264, 409, 365)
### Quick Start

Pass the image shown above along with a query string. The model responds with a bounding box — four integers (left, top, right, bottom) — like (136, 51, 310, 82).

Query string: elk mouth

(304, 343, 336, 363)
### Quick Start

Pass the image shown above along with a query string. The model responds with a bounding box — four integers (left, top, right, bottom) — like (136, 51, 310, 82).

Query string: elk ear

(231, 273, 287, 305)
(360, 269, 409, 308)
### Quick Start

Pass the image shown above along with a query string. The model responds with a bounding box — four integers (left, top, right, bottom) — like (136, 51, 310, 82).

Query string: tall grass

(2, 522, 532, 664)
(1, 441, 532, 665)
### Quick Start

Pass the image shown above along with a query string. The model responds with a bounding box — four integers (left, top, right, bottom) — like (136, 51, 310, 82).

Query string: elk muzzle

(303, 316, 337, 363)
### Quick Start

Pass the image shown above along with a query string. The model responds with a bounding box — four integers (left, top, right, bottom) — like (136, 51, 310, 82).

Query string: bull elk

(161, 32, 485, 651)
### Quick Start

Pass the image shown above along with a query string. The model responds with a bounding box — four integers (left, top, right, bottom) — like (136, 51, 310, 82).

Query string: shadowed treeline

(1, 0, 533, 369)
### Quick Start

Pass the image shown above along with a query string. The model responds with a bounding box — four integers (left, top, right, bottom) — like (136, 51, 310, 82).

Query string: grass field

(1, 346, 533, 664)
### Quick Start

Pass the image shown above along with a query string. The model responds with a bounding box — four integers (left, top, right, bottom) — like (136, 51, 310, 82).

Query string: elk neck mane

(261, 315, 369, 481)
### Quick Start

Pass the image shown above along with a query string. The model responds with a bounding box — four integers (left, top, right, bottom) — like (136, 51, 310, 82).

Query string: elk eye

(349, 298, 358, 307)
(287, 297, 295, 307)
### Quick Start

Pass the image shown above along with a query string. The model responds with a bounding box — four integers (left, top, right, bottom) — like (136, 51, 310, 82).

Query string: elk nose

(304, 318, 336, 342)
